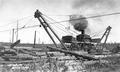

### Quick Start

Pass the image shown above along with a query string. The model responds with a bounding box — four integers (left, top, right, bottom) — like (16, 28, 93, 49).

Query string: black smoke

(69, 15, 88, 31)
(72, 0, 116, 9)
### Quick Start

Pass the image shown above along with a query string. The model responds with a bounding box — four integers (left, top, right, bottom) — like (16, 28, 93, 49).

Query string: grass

(0, 42, 120, 72)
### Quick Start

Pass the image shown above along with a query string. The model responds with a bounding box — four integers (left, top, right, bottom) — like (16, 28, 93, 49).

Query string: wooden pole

(12, 29, 14, 43)
(16, 20, 18, 41)
(33, 31, 36, 48)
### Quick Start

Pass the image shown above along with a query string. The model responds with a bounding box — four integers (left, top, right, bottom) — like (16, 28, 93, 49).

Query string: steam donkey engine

(62, 15, 100, 53)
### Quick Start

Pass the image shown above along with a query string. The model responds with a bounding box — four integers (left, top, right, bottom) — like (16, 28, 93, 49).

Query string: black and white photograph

(0, 0, 120, 72)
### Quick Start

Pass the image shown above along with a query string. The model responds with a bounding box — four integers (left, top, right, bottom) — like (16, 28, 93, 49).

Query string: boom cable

(44, 18, 71, 35)
(46, 11, 120, 24)
(0, 15, 33, 28)
(0, 11, 120, 33)
(43, 14, 79, 35)
(0, 25, 40, 33)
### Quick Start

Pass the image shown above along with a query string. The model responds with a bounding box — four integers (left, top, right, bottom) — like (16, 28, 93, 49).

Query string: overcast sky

(0, 0, 120, 43)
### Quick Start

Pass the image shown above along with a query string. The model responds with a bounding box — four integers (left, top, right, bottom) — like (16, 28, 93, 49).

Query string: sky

(0, 0, 120, 43)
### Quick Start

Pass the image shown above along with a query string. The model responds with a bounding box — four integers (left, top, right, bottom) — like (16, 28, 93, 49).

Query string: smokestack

(81, 30, 85, 34)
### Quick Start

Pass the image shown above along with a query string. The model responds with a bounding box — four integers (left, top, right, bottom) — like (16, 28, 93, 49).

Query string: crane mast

(100, 26, 112, 43)
(34, 10, 68, 50)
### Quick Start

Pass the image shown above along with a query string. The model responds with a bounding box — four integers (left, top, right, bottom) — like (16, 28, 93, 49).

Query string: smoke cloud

(69, 15, 88, 31)
(71, 0, 120, 37)
(72, 0, 116, 10)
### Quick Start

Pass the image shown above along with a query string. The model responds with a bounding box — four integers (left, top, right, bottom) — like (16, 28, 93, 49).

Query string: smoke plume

(72, 0, 116, 9)
(69, 15, 88, 31)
